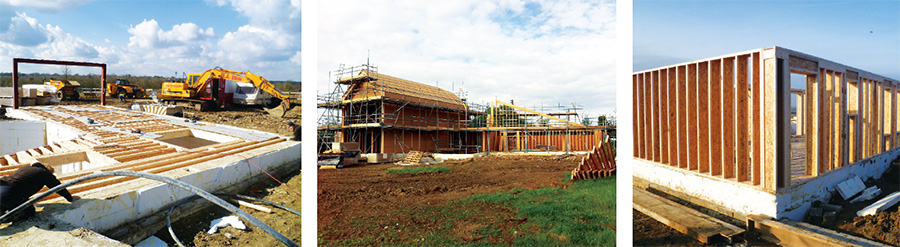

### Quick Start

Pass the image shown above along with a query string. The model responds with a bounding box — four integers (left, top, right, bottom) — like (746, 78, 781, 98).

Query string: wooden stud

(678, 65, 688, 169)
(645, 72, 654, 160)
(709, 59, 723, 176)
(752, 52, 763, 185)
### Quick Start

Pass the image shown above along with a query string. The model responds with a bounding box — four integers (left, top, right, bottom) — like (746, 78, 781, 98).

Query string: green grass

(468, 176, 617, 246)
(386, 166, 451, 174)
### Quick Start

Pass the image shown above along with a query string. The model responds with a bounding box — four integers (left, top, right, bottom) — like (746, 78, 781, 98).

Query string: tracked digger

(159, 68, 298, 117)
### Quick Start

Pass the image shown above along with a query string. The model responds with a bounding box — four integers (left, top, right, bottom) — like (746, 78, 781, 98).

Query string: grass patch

(469, 176, 617, 246)
(386, 166, 451, 174)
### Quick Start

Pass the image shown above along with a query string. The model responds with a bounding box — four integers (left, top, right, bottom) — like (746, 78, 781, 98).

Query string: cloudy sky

(0, 0, 300, 81)
(318, 0, 616, 118)
(635, 0, 900, 80)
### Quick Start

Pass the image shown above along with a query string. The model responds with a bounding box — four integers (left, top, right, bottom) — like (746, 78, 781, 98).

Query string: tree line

(0, 72, 301, 92)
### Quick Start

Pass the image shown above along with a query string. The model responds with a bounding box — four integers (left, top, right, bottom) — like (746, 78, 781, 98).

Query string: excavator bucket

(265, 101, 291, 117)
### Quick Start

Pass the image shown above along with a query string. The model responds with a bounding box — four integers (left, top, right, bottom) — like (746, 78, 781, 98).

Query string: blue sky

(635, 0, 900, 80)
(318, 0, 617, 118)
(0, 0, 300, 80)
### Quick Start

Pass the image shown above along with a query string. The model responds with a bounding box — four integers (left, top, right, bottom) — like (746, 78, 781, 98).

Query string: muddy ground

(317, 154, 583, 245)
(814, 161, 900, 245)
(57, 97, 301, 136)
(151, 167, 301, 246)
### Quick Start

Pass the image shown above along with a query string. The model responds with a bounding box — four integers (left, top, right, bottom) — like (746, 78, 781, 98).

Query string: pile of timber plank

(402, 150, 424, 164)
(571, 137, 616, 180)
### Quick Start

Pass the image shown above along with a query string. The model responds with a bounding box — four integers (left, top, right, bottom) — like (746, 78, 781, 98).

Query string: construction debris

(849, 186, 882, 203)
(857, 191, 900, 216)
(837, 176, 866, 200)
(207, 216, 247, 234)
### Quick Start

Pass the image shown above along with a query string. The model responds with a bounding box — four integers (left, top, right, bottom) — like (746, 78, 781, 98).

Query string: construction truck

(43, 79, 81, 100)
(158, 68, 297, 117)
(107, 79, 146, 98)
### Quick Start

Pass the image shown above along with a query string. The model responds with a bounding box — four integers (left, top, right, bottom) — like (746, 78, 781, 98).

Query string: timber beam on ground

(633, 187, 744, 244)
(746, 215, 891, 247)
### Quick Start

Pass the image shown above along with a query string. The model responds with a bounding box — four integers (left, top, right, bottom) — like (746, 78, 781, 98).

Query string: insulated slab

(165, 119, 279, 141)
(837, 176, 865, 200)
(633, 187, 743, 243)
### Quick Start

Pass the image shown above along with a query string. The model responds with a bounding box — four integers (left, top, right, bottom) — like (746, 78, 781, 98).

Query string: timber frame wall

(633, 46, 898, 194)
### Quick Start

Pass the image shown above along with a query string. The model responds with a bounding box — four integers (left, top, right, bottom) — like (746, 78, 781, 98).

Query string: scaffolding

(317, 64, 614, 156)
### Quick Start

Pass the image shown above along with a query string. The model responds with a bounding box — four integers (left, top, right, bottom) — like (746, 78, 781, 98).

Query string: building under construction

(632, 46, 900, 245)
(318, 64, 613, 159)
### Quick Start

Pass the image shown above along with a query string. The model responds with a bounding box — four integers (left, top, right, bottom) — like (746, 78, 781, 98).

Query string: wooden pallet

(402, 150, 423, 164)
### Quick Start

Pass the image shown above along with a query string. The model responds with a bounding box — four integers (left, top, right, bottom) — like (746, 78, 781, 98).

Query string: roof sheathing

(341, 70, 468, 111)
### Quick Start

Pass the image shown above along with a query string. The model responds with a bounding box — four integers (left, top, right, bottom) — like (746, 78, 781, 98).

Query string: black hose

(166, 193, 301, 247)
(0, 171, 298, 247)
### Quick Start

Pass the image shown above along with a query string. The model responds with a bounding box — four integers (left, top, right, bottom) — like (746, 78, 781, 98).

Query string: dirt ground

(317, 154, 584, 245)
(817, 162, 900, 245)
(57, 97, 301, 136)
(151, 167, 301, 246)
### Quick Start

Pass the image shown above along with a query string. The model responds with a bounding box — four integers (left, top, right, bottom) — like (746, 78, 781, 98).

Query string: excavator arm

(241, 71, 296, 117)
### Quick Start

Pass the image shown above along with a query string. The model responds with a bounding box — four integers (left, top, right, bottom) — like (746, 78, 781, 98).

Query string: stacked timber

(571, 137, 616, 180)
(402, 150, 424, 164)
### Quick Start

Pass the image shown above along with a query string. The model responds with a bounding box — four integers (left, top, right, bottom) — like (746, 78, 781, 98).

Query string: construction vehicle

(107, 79, 146, 98)
(158, 68, 297, 117)
(43, 79, 81, 100)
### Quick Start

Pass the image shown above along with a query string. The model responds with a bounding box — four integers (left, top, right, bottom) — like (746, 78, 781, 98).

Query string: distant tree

(581, 118, 592, 126)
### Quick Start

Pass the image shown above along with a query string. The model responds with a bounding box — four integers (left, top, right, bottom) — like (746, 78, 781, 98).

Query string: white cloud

(318, 0, 616, 115)
(127, 20, 214, 50)
(37, 24, 99, 59)
(290, 51, 301, 66)
(0, 12, 50, 46)
(208, 0, 300, 34)
(0, 1, 299, 81)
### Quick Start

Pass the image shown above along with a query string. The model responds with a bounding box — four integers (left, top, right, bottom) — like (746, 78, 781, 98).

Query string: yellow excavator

(158, 68, 298, 117)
